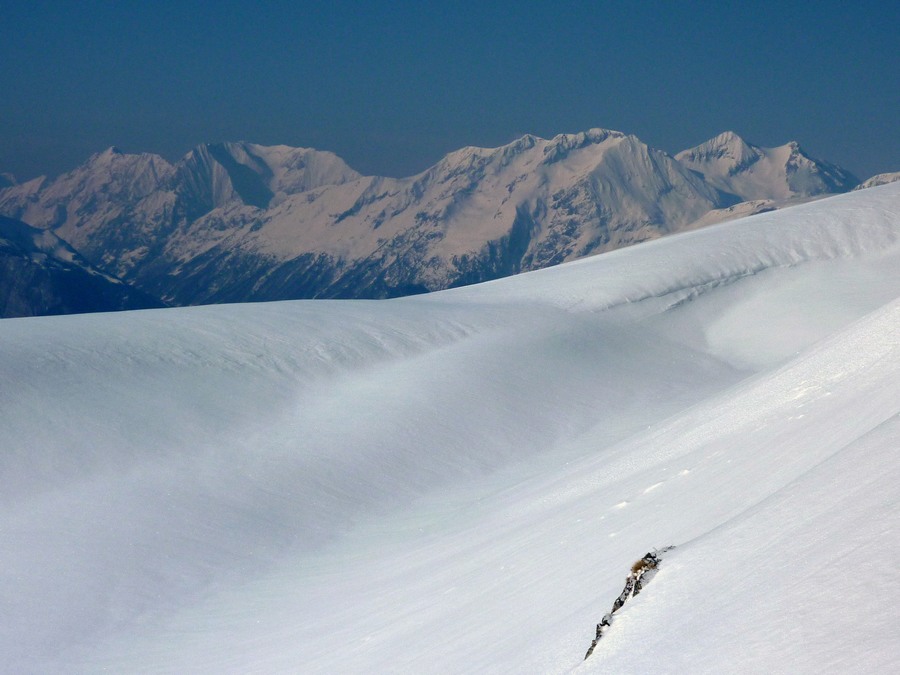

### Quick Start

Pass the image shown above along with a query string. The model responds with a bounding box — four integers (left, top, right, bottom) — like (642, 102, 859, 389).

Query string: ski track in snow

(1, 183, 899, 673)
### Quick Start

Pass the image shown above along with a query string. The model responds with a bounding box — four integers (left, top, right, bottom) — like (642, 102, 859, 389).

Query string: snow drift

(1, 182, 898, 673)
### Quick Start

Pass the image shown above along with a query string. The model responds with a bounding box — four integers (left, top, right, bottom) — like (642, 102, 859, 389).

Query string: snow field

(1, 182, 898, 672)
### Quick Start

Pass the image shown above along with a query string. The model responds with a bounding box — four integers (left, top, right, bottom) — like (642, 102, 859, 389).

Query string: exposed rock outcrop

(584, 546, 675, 660)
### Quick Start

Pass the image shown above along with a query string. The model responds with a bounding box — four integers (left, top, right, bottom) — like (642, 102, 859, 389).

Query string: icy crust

(1, 183, 899, 672)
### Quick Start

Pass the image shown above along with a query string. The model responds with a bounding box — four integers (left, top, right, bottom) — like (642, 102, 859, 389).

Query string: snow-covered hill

(0, 130, 862, 311)
(1, 182, 898, 672)
(855, 171, 900, 190)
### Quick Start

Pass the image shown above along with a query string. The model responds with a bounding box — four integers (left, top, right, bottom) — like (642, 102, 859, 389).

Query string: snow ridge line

(584, 546, 675, 660)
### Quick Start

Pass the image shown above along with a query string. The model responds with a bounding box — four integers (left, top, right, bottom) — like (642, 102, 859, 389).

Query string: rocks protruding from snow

(584, 547, 675, 660)
(540, 128, 624, 164)
(676, 131, 859, 201)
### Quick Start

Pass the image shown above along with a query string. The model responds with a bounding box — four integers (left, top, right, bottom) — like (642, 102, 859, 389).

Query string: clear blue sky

(2, 1, 897, 181)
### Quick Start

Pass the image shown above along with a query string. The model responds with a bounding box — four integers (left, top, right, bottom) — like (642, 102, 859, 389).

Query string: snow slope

(1, 182, 898, 673)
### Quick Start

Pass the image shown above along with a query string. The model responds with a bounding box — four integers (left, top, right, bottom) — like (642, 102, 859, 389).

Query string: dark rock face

(584, 546, 675, 660)
(0, 217, 164, 318)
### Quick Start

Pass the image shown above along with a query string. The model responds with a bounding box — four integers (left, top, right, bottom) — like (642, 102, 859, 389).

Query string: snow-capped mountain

(675, 130, 859, 201)
(0, 215, 163, 317)
(0, 143, 360, 278)
(854, 171, 900, 190)
(0, 130, 862, 310)
(148, 130, 731, 304)
(2, 182, 898, 672)
(173, 141, 362, 214)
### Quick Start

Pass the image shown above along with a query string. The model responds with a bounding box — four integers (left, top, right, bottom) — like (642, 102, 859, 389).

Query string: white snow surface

(2, 183, 899, 673)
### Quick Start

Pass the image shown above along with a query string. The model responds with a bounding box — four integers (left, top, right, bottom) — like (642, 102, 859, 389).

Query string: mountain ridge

(0, 129, 868, 313)
(0, 215, 165, 317)
(675, 131, 859, 201)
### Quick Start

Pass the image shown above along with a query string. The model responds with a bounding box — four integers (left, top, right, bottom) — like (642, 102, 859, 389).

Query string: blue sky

(2, 1, 897, 180)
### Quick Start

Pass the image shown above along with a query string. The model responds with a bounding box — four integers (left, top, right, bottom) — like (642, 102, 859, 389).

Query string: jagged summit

(675, 131, 760, 174)
(540, 128, 624, 164)
(432, 128, 627, 173)
(178, 141, 361, 210)
(84, 146, 165, 172)
(676, 131, 858, 201)
(414, 128, 626, 182)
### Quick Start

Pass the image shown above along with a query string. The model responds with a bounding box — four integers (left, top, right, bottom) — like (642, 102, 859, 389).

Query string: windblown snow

(1, 183, 899, 673)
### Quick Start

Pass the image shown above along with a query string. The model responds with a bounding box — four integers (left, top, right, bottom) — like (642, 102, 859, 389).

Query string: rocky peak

(676, 132, 857, 201)
(675, 131, 761, 175)
(542, 128, 623, 164)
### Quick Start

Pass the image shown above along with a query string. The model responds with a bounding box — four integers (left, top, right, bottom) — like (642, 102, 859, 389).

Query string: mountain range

(0, 129, 867, 316)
